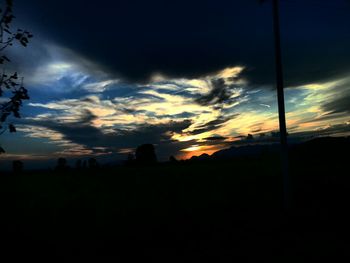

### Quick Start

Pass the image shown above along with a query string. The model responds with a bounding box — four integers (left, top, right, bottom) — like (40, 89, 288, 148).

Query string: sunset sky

(1, 0, 350, 167)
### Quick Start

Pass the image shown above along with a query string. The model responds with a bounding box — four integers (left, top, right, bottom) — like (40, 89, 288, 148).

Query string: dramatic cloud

(2, 0, 350, 164)
(20, 110, 194, 160)
(14, 0, 350, 85)
(188, 115, 239, 136)
(3, 56, 349, 162)
(321, 80, 350, 115)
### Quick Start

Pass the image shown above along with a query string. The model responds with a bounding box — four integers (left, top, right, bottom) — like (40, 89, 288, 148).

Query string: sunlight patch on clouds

(150, 72, 168, 83)
(284, 77, 350, 133)
(172, 78, 212, 94)
(299, 79, 343, 91)
(0, 153, 52, 161)
(214, 66, 245, 85)
(17, 125, 66, 142)
(28, 61, 88, 88)
(171, 130, 212, 142)
(181, 145, 201, 152)
(138, 90, 206, 116)
(25, 43, 117, 94)
(216, 112, 279, 137)
(83, 79, 120, 93)
(16, 125, 109, 158)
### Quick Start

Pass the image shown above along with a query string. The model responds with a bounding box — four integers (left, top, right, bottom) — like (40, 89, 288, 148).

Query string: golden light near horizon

(181, 145, 202, 152)
(178, 144, 227, 160)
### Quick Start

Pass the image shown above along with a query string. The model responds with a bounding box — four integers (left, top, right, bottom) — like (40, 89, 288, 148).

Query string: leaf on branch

(0, 56, 11, 64)
(15, 33, 22, 40)
(13, 110, 20, 118)
(0, 0, 33, 140)
(0, 147, 5, 154)
(9, 124, 16, 133)
(10, 72, 18, 79)
(1, 113, 9, 122)
(6, 0, 13, 7)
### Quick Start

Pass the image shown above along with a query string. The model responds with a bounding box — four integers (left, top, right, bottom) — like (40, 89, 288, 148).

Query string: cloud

(321, 80, 350, 115)
(194, 67, 246, 107)
(83, 79, 120, 93)
(21, 65, 249, 158)
(323, 93, 350, 115)
(291, 121, 350, 138)
(16, 0, 350, 87)
(203, 136, 227, 141)
(21, 61, 350, 160)
(2, 0, 350, 165)
(4, 23, 350, 162)
(188, 114, 239, 135)
(7, 41, 120, 97)
(195, 78, 240, 107)
(21, 110, 194, 159)
(26, 65, 250, 133)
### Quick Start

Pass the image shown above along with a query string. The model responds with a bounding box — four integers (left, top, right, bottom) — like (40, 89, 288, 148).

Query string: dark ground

(0, 137, 349, 260)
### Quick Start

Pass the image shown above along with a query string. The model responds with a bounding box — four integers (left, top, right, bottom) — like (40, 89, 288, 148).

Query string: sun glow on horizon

(177, 144, 227, 160)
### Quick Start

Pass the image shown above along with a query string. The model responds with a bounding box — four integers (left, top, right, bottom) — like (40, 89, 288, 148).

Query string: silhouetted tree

(0, 0, 33, 153)
(125, 153, 135, 166)
(75, 159, 82, 170)
(169, 155, 178, 163)
(246, 134, 254, 140)
(55, 158, 69, 172)
(12, 160, 23, 174)
(135, 144, 157, 164)
(127, 153, 135, 162)
(259, 133, 266, 138)
(88, 157, 99, 170)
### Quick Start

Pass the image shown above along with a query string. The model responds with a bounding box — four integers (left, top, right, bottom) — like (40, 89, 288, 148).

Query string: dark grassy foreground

(0, 139, 349, 260)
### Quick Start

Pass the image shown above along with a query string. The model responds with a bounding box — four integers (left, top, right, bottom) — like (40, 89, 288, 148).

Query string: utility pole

(260, 0, 291, 209)
(271, 0, 290, 210)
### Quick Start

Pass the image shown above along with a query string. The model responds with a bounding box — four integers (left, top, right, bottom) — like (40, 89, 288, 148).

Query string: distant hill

(211, 143, 280, 160)
(188, 136, 350, 162)
(289, 136, 350, 163)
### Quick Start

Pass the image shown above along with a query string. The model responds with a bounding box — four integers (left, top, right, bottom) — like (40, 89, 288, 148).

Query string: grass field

(0, 140, 349, 260)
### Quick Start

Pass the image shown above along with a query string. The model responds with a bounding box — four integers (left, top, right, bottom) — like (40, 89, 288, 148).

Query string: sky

(1, 0, 350, 168)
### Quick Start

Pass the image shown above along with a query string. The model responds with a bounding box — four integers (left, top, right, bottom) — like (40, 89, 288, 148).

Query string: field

(0, 138, 349, 260)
